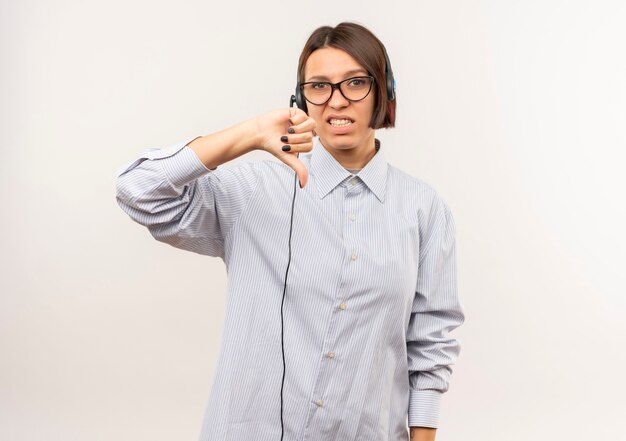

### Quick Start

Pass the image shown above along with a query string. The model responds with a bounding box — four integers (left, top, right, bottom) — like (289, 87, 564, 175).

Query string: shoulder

(387, 165, 456, 257)
(385, 164, 455, 243)
(387, 164, 450, 212)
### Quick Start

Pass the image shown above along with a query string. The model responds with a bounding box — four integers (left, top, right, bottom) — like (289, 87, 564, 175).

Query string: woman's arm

(406, 194, 465, 427)
(187, 108, 315, 187)
(115, 108, 315, 256)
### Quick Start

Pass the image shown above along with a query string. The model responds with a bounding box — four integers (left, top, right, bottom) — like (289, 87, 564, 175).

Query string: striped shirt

(116, 136, 465, 441)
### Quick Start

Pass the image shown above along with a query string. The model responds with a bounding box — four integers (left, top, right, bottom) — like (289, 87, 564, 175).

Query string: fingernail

(288, 119, 294, 125)
(282, 145, 291, 151)
(280, 135, 288, 143)
(288, 128, 295, 134)
(299, 180, 303, 189)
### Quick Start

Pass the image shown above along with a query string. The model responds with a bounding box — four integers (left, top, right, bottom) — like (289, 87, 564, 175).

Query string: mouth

(327, 117, 354, 128)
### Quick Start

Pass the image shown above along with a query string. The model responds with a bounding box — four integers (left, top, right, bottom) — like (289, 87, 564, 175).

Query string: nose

(328, 84, 349, 108)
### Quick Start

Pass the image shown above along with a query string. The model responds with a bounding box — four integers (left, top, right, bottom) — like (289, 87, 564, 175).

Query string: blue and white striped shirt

(116, 136, 464, 441)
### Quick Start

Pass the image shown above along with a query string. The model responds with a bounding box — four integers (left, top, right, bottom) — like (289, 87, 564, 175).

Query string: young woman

(117, 22, 464, 441)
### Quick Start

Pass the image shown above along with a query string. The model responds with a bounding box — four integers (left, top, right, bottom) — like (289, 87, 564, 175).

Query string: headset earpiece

(294, 84, 307, 112)
(383, 45, 396, 102)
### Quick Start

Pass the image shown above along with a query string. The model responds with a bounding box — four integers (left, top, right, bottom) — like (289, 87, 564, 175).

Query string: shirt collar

(309, 137, 388, 202)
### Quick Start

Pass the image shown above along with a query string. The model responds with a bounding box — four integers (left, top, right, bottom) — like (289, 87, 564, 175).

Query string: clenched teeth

(329, 119, 353, 127)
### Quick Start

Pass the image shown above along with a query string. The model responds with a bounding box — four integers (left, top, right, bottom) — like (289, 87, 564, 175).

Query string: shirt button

(327, 351, 335, 359)
(349, 213, 356, 222)
(338, 303, 347, 310)
(351, 253, 358, 261)
(350, 178, 358, 186)
(314, 399, 324, 407)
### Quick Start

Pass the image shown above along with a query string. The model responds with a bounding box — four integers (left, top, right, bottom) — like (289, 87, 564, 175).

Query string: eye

(348, 78, 365, 86)
(346, 77, 372, 89)
(312, 82, 329, 90)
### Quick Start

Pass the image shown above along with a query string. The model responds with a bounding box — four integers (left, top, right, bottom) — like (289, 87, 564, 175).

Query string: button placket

(308, 178, 359, 420)
(345, 189, 360, 266)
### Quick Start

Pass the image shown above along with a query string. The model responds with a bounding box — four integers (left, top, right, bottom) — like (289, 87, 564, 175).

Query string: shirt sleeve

(115, 136, 261, 258)
(406, 195, 465, 428)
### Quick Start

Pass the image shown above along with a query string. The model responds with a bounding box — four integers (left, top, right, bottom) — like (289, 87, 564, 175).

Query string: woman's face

(303, 47, 376, 160)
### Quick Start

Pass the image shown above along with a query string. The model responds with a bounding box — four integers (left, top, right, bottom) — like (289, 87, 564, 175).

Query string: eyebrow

(306, 69, 369, 82)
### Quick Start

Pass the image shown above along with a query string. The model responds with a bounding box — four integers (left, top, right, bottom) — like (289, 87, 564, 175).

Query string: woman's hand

(255, 107, 316, 187)
(410, 427, 436, 441)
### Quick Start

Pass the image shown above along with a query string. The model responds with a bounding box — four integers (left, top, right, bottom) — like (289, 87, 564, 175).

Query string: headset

(280, 43, 395, 441)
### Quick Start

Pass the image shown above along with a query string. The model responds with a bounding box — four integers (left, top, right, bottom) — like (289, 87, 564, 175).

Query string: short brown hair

(297, 22, 396, 129)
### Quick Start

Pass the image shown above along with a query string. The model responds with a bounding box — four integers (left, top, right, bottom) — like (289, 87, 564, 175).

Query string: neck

(321, 132, 378, 169)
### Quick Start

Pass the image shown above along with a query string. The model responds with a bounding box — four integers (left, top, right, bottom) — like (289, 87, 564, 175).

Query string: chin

(319, 133, 360, 150)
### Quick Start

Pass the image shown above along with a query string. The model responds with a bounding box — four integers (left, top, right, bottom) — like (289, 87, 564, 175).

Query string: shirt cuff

(407, 389, 442, 428)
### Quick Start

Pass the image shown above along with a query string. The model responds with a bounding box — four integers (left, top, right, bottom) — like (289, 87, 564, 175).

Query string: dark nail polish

(280, 135, 288, 143)
(288, 119, 294, 125)
(288, 128, 295, 134)
(299, 180, 303, 189)
(282, 145, 291, 152)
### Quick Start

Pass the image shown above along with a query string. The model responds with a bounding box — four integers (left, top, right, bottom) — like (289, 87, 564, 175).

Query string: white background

(1, 0, 625, 440)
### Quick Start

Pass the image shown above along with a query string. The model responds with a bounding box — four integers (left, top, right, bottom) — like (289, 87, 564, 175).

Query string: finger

(279, 152, 309, 188)
(279, 132, 313, 145)
(287, 107, 308, 125)
(281, 141, 313, 154)
(288, 116, 316, 134)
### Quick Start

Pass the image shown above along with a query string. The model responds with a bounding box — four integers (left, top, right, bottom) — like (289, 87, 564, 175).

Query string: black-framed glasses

(299, 75, 375, 105)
